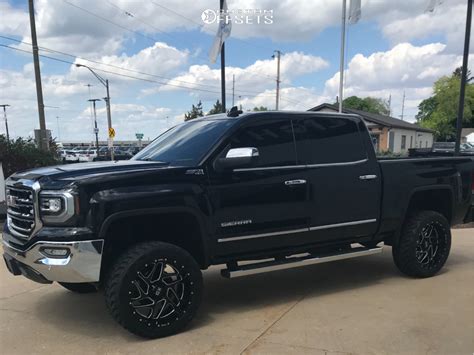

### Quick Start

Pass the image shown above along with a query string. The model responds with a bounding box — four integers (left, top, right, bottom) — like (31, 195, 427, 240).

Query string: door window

(293, 116, 366, 164)
(227, 118, 297, 168)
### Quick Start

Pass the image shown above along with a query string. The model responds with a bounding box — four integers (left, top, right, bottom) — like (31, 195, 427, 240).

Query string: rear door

(293, 114, 381, 241)
(207, 116, 312, 256)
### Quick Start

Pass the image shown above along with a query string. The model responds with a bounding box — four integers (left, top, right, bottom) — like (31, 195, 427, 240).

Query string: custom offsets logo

(201, 8, 274, 25)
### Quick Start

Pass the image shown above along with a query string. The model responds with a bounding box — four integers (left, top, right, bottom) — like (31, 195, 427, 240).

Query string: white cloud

(1, 0, 468, 55)
(379, 1, 469, 52)
(89, 42, 189, 77)
(0, 2, 29, 34)
(237, 86, 330, 112)
(325, 43, 462, 94)
(149, 51, 328, 99)
(324, 42, 469, 121)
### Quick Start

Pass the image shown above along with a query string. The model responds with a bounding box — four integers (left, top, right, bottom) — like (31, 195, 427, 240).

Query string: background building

(309, 103, 434, 154)
(461, 128, 474, 143)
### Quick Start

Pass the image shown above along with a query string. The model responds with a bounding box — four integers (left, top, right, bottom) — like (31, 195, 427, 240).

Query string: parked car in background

(461, 143, 474, 153)
(410, 141, 474, 157)
(77, 150, 98, 162)
(95, 147, 132, 161)
(432, 142, 455, 153)
(64, 150, 79, 163)
(125, 146, 141, 156)
(0, 161, 5, 216)
(59, 150, 67, 161)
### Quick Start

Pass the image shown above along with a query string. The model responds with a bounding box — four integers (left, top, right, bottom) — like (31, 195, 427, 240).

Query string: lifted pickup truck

(3, 111, 473, 338)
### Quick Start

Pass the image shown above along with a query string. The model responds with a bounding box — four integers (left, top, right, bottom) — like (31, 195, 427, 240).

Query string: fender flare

(393, 185, 454, 242)
(98, 206, 211, 267)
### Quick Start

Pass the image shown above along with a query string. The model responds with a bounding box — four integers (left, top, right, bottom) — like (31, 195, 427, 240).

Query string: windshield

(133, 119, 235, 166)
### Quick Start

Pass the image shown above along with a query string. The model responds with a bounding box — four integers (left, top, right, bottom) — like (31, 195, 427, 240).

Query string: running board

(221, 244, 384, 278)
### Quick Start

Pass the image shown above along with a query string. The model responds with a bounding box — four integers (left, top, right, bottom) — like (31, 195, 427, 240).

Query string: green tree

(0, 135, 59, 178)
(341, 96, 390, 115)
(415, 96, 437, 122)
(207, 100, 223, 115)
(417, 68, 474, 140)
(184, 100, 204, 121)
(252, 106, 268, 111)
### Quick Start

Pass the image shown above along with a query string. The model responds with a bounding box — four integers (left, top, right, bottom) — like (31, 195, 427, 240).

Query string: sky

(0, 0, 472, 143)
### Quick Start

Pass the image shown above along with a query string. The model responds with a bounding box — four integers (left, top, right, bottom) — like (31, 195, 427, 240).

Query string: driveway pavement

(1, 229, 473, 355)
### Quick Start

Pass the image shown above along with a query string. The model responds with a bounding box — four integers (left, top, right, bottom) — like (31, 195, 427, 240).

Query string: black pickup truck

(3, 111, 473, 338)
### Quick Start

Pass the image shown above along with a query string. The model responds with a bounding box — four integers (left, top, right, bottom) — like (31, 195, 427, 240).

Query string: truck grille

(6, 185, 39, 239)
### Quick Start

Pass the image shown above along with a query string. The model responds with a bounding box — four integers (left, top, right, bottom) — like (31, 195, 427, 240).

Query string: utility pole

(56, 116, 60, 141)
(455, 0, 472, 154)
(0, 104, 10, 143)
(77, 65, 114, 160)
(388, 94, 392, 116)
(400, 90, 406, 121)
(338, 0, 347, 113)
(28, 0, 48, 151)
(220, 0, 226, 113)
(88, 99, 101, 155)
(232, 74, 235, 107)
(272, 50, 281, 110)
(103, 80, 114, 160)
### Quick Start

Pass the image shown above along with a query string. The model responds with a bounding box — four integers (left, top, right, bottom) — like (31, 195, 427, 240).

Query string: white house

(308, 103, 434, 154)
(461, 128, 474, 143)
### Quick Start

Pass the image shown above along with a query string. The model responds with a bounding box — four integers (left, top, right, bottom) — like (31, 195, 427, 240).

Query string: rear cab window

(292, 115, 367, 165)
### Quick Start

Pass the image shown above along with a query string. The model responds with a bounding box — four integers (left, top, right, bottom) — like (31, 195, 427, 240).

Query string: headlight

(40, 196, 64, 214)
(39, 191, 76, 224)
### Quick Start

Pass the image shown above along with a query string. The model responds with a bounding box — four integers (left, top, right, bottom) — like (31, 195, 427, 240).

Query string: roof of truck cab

(202, 110, 361, 121)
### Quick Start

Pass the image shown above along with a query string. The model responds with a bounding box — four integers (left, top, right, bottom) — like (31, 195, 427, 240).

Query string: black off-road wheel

(392, 210, 451, 278)
(59, 282, 98, 293)
(105, 242, 202, 338)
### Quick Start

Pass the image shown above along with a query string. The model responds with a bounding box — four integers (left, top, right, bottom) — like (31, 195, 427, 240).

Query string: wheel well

(406, 189, 453, 223)
(100, 212, 207, 277)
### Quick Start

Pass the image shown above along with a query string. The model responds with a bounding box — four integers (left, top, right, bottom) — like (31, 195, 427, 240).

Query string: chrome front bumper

(2, 239, 104, 283)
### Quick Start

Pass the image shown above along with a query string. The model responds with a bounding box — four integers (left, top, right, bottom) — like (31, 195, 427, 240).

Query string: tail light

(472, 172, 474, 193)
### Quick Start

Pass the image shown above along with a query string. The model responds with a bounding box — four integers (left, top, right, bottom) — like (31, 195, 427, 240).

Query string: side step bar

(221, 244, 383, 279)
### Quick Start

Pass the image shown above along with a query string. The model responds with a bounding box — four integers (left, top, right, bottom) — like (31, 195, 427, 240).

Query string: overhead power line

(0, 35, 224, 91)
(0, 44, 222, 94)
(0, 35, 293, 98)
(64, 0, 279, 83)
(1, 43, 306, 106)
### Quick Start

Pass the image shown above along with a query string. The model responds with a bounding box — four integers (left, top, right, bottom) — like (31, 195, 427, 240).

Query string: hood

(9, 160, 172, 184)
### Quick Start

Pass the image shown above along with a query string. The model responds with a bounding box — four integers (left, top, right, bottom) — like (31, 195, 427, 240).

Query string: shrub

(0, 135, 60, 178)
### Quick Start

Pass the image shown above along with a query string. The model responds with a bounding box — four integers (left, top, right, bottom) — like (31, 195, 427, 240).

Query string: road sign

(108, 137, 113, 148)
(135, 133, 144, 140)
(108, 127, 115, 138)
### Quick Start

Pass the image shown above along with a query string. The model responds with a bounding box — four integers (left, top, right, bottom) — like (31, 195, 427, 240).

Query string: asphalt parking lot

(0, 228, 473, 355)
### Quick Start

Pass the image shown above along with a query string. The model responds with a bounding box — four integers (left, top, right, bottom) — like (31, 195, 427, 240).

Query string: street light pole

(56, 116, 60, 141)
(0, 104, 10, 143)
(455, 0, 472, 154)
(273, 50, 281, 111)
(77, 64, 114, 160)
(88, 99, 101, 155)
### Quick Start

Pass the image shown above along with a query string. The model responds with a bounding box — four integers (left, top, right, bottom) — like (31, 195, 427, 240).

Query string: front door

(206, 116, 311, 257)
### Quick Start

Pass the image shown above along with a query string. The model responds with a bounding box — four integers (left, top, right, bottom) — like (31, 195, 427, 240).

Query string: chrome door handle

(359, 175, 377, 180)
(284, 179, 307, 186)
